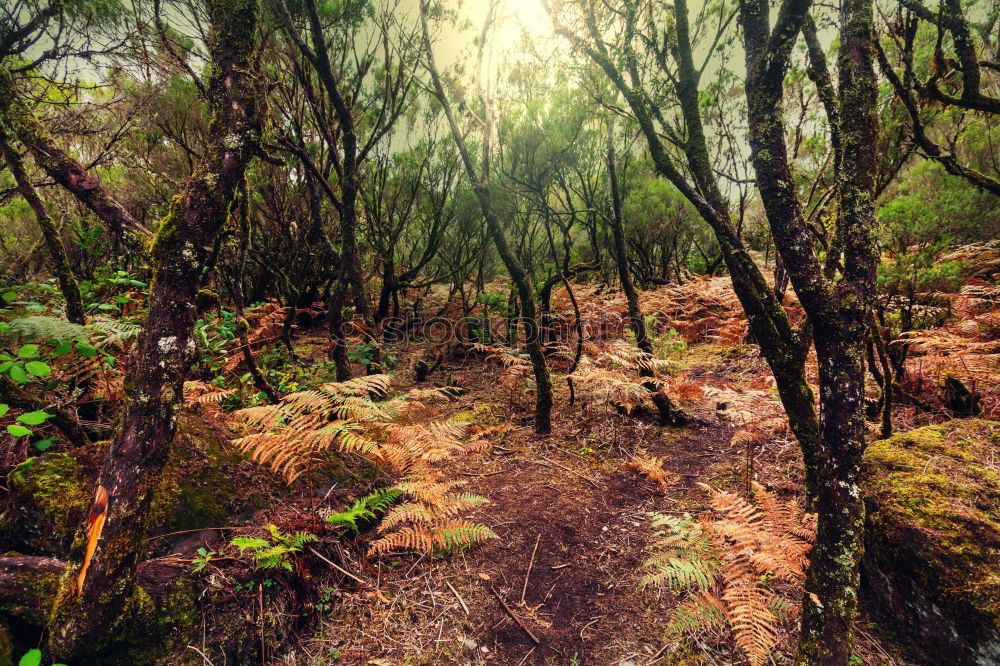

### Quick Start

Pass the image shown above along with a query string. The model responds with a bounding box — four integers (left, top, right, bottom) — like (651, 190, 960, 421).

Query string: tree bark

(46, 1, 265, 658)
(0, 130, 85, 325)
(738, 0, 880, 662)
(420, 1, 553, 434)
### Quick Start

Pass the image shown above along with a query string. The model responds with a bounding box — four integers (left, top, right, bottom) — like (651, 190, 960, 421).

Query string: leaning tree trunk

(0, 67, 151, 251)
(420, 2, 552, 434)
(556, 0, 822, 502)
(0, 130, 85, 325)
(47, 0, 265, 658)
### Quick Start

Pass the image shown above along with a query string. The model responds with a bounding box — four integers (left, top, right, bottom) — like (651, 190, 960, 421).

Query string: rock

(1, 453, 90, 556)
(1, 413, 275, 557)
(862, 419, 1000, 666)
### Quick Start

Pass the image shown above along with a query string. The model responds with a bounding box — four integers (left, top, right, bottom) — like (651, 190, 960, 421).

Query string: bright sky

(418, 0, 559, 86)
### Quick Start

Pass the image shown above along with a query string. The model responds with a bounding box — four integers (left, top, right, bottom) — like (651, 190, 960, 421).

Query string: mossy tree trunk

(554, 0, 821, 499)
(738, 0, 881, 663)
(46, 0, 265, 658)
(0, 130, 85, 325)
(420, 1, 553, 434)
(0, 67, 151, 251)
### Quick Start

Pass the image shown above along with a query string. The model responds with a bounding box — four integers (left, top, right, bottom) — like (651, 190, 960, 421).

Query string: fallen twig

(307, 546, 366, 586)
(488, 583, 540, 644)
(446, 579, 470, 615)
(520, 533, 541, 605)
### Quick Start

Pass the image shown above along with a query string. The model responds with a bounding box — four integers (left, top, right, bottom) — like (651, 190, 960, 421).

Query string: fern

(231, 524, 317, 571)
(230, 375, 391, 481)
(643, 484, 816, 666)
(628, 450, 678, 493)
(326, 488, 402, 532)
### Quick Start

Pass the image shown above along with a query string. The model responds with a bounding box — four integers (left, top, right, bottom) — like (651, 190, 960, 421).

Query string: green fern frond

(326, 488, 402, 532)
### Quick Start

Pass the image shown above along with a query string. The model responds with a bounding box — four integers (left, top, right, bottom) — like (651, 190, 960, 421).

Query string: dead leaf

(478, 572, 491, 581)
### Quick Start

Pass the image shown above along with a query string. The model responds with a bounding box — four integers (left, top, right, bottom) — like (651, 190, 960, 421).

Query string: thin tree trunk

(420, 2, 552, 434)
(606, 123, 681, 425)
(47, 2, 265, 657)
(235, 187, 281, 404)
(0, 131, 85, 325)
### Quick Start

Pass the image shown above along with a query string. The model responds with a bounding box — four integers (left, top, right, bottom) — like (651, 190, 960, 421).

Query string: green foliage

(231, 524, 317, 571)
(17, 648, 66, 666)
(191, 547, 218, 572)
(640, 513, 719, 591)
(326, 487, 402, 532)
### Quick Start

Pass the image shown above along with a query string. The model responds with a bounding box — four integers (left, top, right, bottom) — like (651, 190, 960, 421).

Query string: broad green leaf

(54, 340, 73, 356)
(33, 438, 54, 452)
(17, 344, 40, 359)
(1, 291, 16, 303)
(0, 404, 8, 417)
(0, 361, 12, 373)
(76, 344, 97, 357)
(9, 365, 28, 384)
(18, 410, 53, 425)
(7, 424, 32, 437)
(25, 361, 51, 378)
(18, 649, 42, 666)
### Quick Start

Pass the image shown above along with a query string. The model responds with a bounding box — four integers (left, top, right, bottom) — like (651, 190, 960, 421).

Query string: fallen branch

(307, 546, 366, 586)
(487, 583, 541, 644)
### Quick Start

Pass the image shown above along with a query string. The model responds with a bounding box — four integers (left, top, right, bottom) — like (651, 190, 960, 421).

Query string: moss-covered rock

(1, 454, 90, 556)
(148, 413, 238, 535)
(862, 418, 1000, 665)
(1, 414, 266, 558)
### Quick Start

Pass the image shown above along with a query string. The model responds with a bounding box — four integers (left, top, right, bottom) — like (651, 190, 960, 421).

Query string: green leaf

(0, 361, 11, 373)
(76, 344, 97, 357)
(9, 365, 28, 384)
(7, 424, 32, 437)
(2, 291, 16, 303)
(17, 344, 40, 359)
(25, 361, 51, 378)
(18, 410, 53, 425)
(33, 438, 54, 452)
(0, 404, 8, 418)
(54, 340, 73, 356)
(18, 648, 42, 666)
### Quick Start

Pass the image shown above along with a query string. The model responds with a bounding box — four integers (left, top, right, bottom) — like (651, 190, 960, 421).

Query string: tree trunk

(738, 0, 880, 661)
(47, 1, 265, 657)
(420, 2, 552, 434)
(606, 124, 682, 425)
(234, 188, 281, 404)
(0, 131, 85, 325)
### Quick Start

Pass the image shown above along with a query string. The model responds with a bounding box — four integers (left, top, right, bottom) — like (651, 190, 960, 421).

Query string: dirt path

(306, 357, 738, 665)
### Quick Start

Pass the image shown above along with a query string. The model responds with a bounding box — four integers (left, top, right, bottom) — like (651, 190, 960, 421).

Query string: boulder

(1, 413, 271, 557)
(862, 419, 1000, 665)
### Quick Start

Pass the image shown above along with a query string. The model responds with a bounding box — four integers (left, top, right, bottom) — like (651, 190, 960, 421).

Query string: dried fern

(643, 484, 816, 666)
(628, 450, 679, 493)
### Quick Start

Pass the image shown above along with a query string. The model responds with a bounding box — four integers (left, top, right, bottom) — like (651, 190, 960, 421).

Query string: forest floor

(286, 332, 905, 666)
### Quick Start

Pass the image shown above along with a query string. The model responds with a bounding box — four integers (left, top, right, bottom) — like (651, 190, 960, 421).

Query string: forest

(0, 0, 998, 664)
